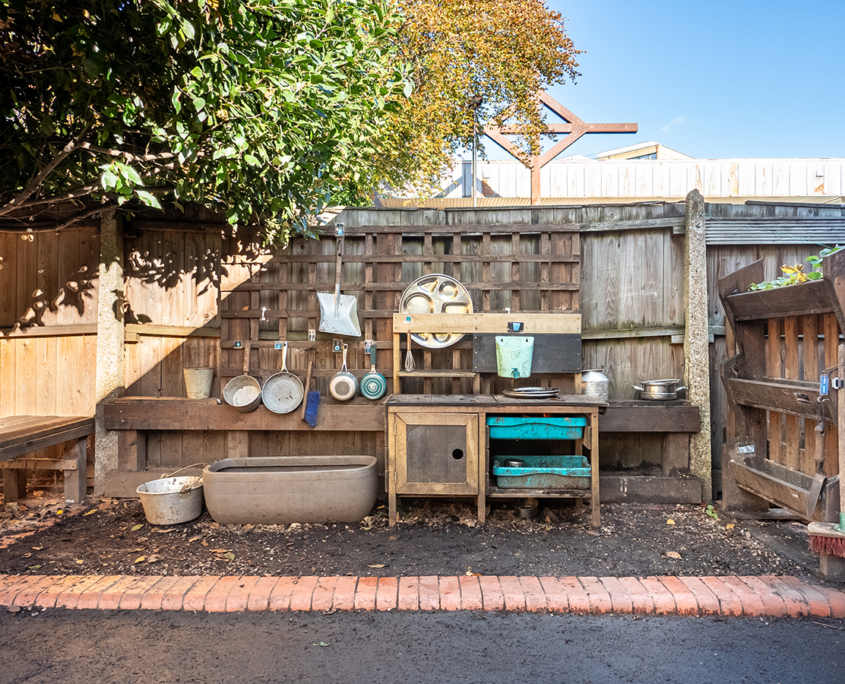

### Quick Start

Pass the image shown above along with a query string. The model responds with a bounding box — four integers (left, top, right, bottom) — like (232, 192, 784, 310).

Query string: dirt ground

(0, 497, 816, 579)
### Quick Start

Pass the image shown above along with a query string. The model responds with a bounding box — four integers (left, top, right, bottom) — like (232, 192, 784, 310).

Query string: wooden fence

(3, 200, 844, 492)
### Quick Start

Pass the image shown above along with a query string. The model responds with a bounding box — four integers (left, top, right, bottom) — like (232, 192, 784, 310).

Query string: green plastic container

(487, 416, 587, 440)
(493, 455, 591, 489)
(495, 335, 534, 378)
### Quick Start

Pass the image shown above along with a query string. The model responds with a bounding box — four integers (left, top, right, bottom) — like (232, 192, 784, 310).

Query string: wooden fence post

(94, 209, 125, 495)
(684, 189, 712, 502)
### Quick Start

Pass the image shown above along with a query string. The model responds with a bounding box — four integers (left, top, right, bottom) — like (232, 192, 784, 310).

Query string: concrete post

(684, 189, 712, 502)
(94, 209, 125, 495)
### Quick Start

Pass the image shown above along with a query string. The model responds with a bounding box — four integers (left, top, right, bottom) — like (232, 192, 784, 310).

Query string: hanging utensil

(222, 342, 262, 412)
(318, 223, 361, 337)
(329, 343, 358, 401)
(361, 344, 387, 400)
(262, 341, 304, 414)
(404, 332, 415, 372)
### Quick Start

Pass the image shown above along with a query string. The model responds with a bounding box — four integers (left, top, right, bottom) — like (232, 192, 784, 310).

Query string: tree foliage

(0, 0, 408, 237)
(377, 0, 581, 195)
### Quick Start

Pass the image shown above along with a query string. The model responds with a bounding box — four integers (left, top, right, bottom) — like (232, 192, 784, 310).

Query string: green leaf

(807, 271, 823, 280)
(136, 190, 162, 209)
(172, 90, 182, 114)
(122, 165, 144, 186)
(130, 524, 144, 532)
(101, 170, 118, 190)
(181, 20, 196, 40)
(244, 154, 260, 166)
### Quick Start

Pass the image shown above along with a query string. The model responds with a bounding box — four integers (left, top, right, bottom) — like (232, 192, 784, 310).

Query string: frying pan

(222, 342, 262, 412)
(262, 341, 304, 414)
(329, 343, 358, 401)
(361, 345, 386, 400)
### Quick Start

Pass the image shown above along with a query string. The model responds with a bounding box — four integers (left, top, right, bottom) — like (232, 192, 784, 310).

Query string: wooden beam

(599, 405, 700, 433)
(104, 400, 385, 432)
(392, 313, 581, 335)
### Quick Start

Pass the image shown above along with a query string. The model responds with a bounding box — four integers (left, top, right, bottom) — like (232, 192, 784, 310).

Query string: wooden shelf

(725, 376, 837, 424)
(487, 486, 591, 499)
(727, 279, 834, 322)
(398, 370, 477, 378)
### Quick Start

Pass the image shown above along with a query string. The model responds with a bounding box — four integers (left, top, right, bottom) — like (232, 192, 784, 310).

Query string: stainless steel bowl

(398, 274, 473, 349)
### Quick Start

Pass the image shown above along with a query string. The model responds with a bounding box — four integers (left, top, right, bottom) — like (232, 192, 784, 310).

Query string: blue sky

(480, 0, 845, 161)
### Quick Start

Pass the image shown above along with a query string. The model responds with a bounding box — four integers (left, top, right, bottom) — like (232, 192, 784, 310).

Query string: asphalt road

(1, 609, 843, 684)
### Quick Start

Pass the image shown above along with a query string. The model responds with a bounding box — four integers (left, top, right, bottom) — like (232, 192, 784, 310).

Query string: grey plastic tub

(202, 456, 377, 525)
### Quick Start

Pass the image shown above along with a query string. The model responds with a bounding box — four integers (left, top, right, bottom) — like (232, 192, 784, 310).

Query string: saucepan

(633, 378, 687, 401)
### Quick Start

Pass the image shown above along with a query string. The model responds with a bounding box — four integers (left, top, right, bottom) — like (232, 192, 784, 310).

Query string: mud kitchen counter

(386, 395, 607, 528)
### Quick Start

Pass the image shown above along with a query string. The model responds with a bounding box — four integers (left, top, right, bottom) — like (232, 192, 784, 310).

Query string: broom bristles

(810, 533, 845, 558)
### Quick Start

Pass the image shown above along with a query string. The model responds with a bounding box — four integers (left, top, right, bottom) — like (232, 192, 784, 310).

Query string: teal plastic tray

(492, 455, 591, 489)
(487, 416, 587, 440)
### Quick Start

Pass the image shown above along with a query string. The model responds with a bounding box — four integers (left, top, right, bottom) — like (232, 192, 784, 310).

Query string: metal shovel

(318, 223, 361, 337)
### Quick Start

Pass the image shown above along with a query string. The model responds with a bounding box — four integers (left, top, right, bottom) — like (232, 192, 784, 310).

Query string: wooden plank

(599, 406, 701, 433)
(726, 376, 836, 423)
(393, 313, 581, 334)
(0, 422, 95, 461)
(783, 317, 800, 470)
(118, 430, 145, 472)
(0, 324, 98, 337)
(241, 253, 580, 264)
(728, 280, 833, 322)
(398, 371, 477, 378)
(824, 313, 840, 476)
(472, 333, 582, 373)
(802, 314, 820, 476)
(766, 318, 783, 464)
(104, 400, 385, 432)
(222, 281, 581, 292)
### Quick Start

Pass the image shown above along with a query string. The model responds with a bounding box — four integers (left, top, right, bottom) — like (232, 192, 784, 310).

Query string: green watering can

(495, 336, 534, 379)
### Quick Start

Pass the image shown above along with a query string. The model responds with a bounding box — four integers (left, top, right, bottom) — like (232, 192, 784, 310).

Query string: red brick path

(1, 574, 843, 618)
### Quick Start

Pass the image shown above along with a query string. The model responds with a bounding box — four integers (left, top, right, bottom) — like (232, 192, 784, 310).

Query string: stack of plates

(502, 387, 559, 399)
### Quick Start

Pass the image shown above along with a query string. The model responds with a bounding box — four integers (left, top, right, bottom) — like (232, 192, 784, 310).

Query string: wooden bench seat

(0, 416, 94, 504)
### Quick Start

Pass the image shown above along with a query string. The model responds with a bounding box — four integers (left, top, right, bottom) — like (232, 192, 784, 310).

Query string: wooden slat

(104, 399, 384, 432)
(824, 313, 840, 476)
(802, 314, 820, 476)
(783, 317, 800, 470)
(599, 405, 700, 433)
(728, 280, 833, 322)
(393, 313, 581, 334)
(726, 377, 836, 423)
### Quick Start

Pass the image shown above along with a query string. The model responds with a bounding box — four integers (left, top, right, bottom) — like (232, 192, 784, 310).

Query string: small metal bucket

(495, 336, 534, 379)
(137, 476, 203, 525)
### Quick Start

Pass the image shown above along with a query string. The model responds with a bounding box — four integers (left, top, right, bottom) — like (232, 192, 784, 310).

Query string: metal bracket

(833, 377, 844, 391)
(308, 329, 316, 342)
(233, 340, 243, 348)
(274, 342, 283, 350)
(333, 339, 343, 353)
(507, 321, 524, 333)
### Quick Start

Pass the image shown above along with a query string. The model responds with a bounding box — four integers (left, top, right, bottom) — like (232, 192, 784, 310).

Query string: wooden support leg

(590, 411, 601, 528)
(3, 469, 26, 502)
(389, 489, 397, 527)
(118, 430, 145, 471)
(64, 436, 88, 504)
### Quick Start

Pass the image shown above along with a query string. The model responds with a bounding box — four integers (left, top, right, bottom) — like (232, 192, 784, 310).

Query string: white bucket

(137, 476, 203, 525)
(183, 367, 214, 399)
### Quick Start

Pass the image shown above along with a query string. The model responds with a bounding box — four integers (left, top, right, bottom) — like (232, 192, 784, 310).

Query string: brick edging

(1, 574, 843, 618)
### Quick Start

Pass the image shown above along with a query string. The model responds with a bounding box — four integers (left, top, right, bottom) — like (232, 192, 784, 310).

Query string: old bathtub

(202, 456, 377, 525)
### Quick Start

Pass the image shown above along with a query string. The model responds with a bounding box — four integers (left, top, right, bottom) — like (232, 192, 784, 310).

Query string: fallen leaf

(83, 510, 97, 516)
(31, 546, 43, 551)
(147, 554, 162, 563)
(367, 564, 386, 568)
(212, 548, 230, 553)
(313, 642, 330, 647)
(360, 526, 372, 531)
(27, 565, 42, 570)
(726, 523, 735, 530)
(666, 551, 682, 560)
(322, 609, 337, 616)
(130, 524, 144, 532)
(666, 519, 676, 525)
(225, 552, 235, 561)
(188, 536, 201, 543)
(135, 556, 146, 564)
(56, 509, 63, 515)
(154, 528, 177, 534)
(75, 559, 84, 565)
(22, 553, 32, 559)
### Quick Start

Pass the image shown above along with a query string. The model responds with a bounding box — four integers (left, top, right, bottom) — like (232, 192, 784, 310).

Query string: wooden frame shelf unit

(391, 312, 581, 395)
(719, 252, 844, 521)
(386, 394, 602, 529)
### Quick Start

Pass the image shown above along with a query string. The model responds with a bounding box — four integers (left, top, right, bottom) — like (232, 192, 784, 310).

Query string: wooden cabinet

(387, 407, 486, 525)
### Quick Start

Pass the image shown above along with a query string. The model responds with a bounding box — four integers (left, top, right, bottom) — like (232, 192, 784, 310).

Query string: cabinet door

(394, 412, 478, 495)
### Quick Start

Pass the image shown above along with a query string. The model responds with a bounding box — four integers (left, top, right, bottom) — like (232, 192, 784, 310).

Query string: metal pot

(581, 369, 610, 401)
(633, 379, 687, 401)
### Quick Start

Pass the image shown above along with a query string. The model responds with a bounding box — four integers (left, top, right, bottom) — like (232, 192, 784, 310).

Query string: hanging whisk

(404, 332, 415, 372)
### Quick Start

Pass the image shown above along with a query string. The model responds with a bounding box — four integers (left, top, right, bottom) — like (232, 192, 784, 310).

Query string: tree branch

(79, 142, 178, 163)
(0, 125, 92, 218)
(0, 203, 113, 233)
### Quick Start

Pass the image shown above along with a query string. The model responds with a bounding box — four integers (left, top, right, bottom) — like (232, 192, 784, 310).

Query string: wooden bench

(0, 416, 94, 504)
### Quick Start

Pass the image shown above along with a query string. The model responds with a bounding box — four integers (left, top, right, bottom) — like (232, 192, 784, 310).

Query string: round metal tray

(502, 388, 560, 399)
(399, 274, 473, 349)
